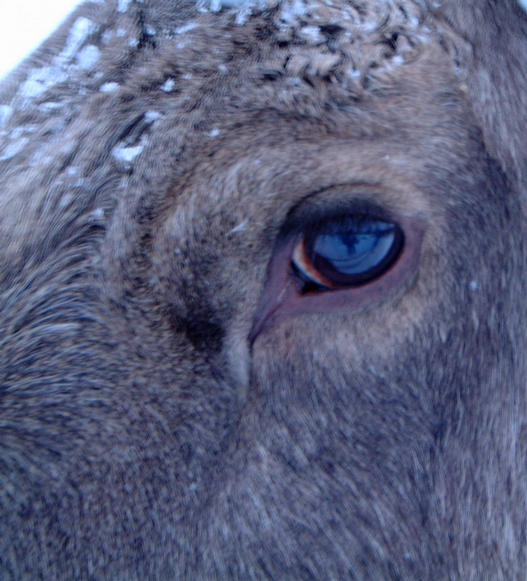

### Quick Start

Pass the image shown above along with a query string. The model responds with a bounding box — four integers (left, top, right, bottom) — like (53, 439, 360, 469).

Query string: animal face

(1, 0, 526, 578)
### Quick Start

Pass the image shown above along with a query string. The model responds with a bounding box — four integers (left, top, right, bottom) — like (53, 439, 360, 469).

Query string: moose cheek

(249, 219, 424, 343)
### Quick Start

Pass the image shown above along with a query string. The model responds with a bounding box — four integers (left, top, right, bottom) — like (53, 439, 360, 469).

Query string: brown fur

(1, 0, 527, 578)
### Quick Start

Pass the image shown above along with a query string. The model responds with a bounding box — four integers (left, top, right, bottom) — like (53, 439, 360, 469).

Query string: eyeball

(291, 215, 404, 292)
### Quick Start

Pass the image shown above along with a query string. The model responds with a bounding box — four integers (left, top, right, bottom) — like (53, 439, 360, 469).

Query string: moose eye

(291, 216, 404, 291)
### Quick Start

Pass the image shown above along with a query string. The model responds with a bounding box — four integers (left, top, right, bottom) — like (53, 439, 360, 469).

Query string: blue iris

(308, 217, 403, 286)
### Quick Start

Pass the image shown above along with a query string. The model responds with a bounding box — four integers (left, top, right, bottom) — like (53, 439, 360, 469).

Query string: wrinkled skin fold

(0, 0, 527, 578)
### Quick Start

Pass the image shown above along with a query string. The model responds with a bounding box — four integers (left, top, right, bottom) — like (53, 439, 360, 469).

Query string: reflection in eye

(291, 215, 404, 291)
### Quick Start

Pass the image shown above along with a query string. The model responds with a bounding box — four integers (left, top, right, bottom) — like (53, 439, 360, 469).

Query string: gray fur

(1, 0, 527, 578)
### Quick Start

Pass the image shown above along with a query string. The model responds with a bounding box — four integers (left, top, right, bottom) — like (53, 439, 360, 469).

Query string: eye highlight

(291, 215, 404, 291)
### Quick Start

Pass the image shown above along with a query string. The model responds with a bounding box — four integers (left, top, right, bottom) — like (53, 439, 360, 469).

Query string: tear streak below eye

(291, 216, 404, 291)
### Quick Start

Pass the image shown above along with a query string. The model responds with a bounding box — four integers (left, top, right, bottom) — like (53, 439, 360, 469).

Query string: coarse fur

(1, 0, 527, 578)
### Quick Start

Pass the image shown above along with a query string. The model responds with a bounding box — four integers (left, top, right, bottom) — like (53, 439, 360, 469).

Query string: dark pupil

(308, 218, 403, 286)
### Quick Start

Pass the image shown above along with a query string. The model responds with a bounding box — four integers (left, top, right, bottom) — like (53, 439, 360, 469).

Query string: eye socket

(291, 215, 404, 291)
(250, 205, 420, 342)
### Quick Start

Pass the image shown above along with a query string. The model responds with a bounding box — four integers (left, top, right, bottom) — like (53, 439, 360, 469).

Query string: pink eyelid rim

(249, 217, 424, 343)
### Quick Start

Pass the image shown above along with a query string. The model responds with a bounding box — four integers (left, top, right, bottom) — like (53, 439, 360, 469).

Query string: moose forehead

(0, 0, 461, 202)
(1, 0, 440, 123)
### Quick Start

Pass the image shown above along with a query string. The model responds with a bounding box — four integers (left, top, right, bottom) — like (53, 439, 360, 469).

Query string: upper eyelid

(279, 187, 402, 238)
